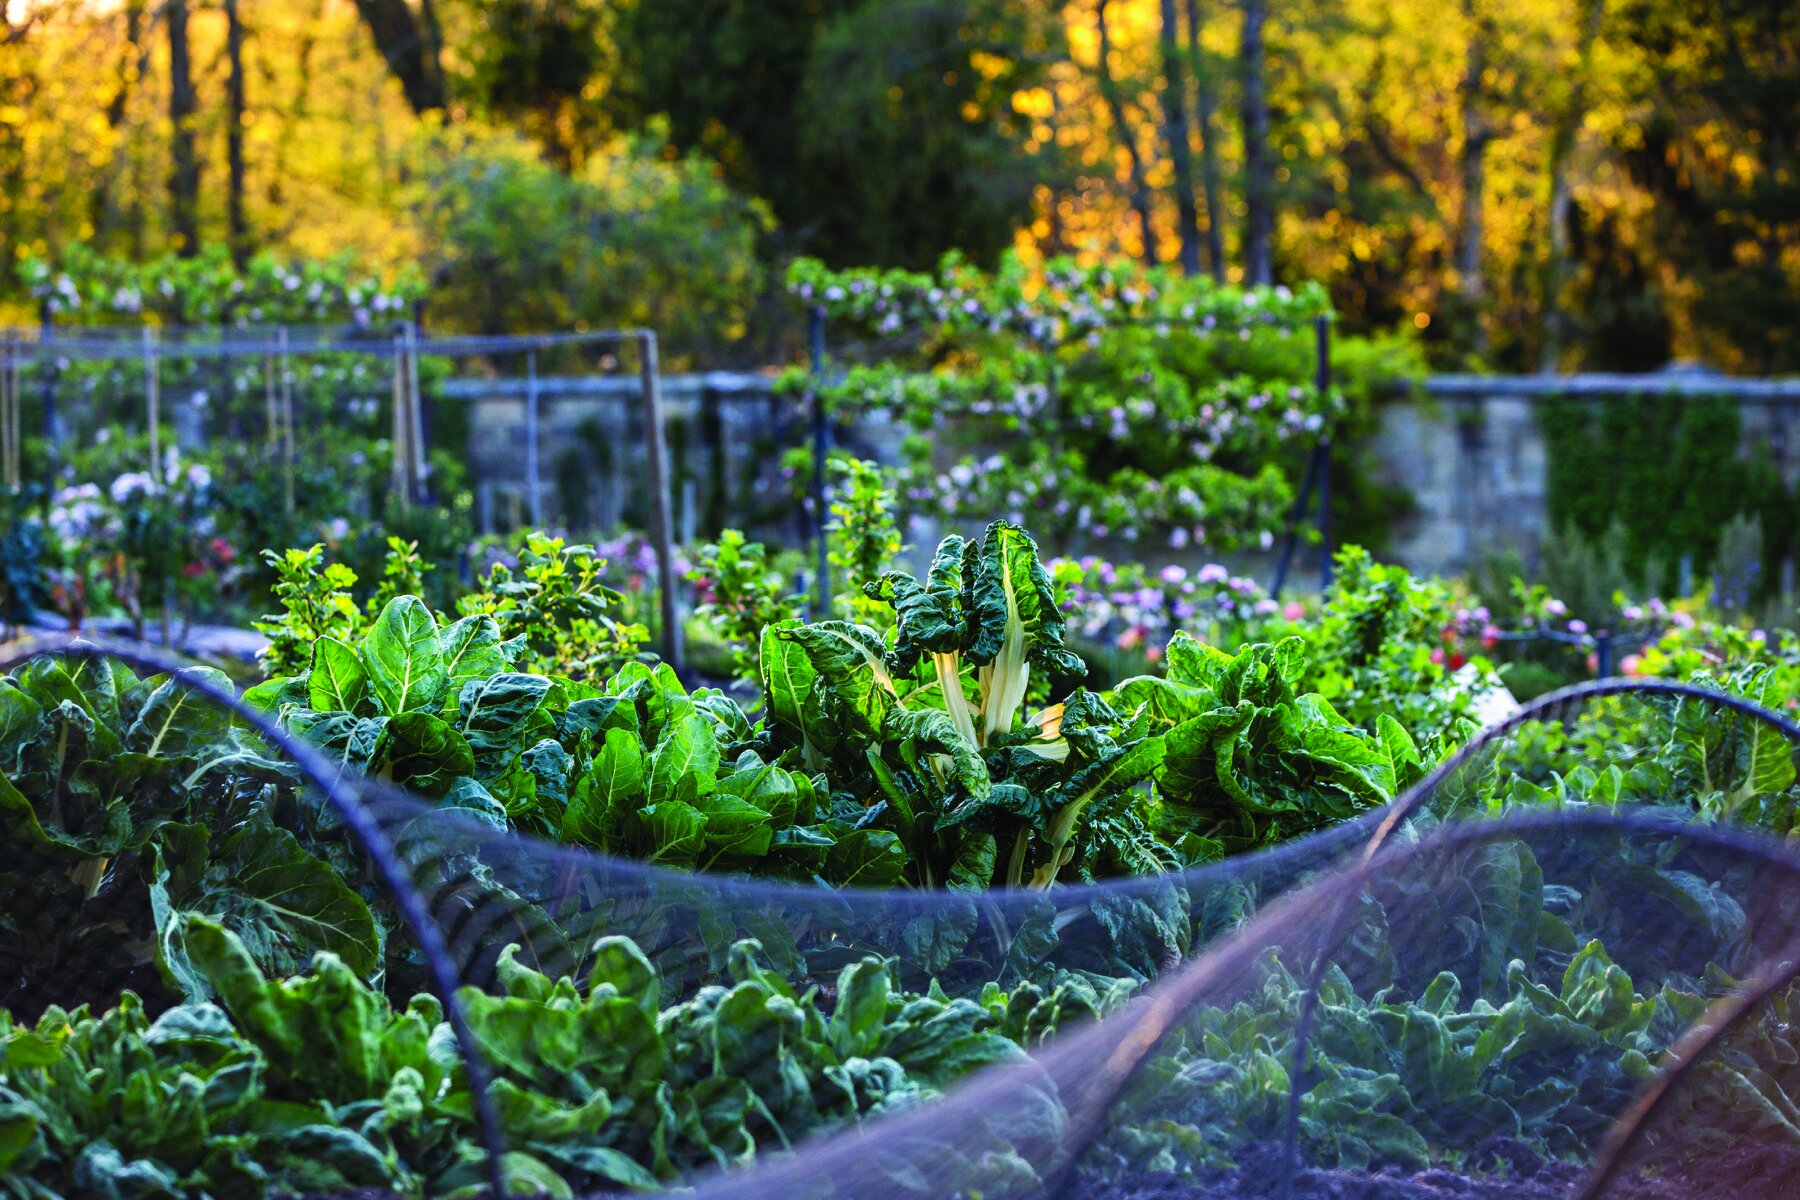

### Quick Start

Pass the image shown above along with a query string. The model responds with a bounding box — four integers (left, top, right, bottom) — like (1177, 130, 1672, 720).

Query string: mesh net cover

(5, 644, 1800, 1200)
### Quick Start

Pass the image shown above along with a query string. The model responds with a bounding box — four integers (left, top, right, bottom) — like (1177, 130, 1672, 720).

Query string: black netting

(5, 642, 1800, 1200)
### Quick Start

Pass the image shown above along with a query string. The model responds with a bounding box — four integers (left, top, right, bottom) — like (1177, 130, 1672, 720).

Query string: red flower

(182, 561, 207, 578)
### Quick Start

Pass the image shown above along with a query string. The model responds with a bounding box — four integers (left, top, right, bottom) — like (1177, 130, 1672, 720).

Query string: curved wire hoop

(1273, 677, 1800, 1200)
(0, 636, 512, 1197)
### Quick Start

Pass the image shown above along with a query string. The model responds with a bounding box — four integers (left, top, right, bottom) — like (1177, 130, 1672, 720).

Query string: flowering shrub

(1051, 555, 1290, 667)
(44, 454, 238, 641)
(19, 244, 422, 327)
(784, 252, 1338, 551)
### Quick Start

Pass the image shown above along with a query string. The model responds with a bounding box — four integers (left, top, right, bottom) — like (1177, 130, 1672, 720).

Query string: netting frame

(9, 639, 1800, 1200)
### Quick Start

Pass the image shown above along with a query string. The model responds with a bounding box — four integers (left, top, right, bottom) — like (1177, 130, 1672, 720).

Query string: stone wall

(1373, 370, 1800, 575)
(450, 368, 1800, 579)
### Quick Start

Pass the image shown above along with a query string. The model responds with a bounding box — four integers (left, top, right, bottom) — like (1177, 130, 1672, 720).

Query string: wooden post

(638, 332, 684, 672)
(1, 336, 15, 491)
(143, 327, 161, 491)
(405, 321, 427, 502)
(264, 342, 278, 452)
(279, 327, 295, 520)
(524, 346, 541, 528)
(390, 332, 409, 513)
(808, 306, 830, 616)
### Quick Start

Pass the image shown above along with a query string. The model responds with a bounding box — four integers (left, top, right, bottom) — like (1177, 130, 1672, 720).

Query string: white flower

(110, 472, 154, 503)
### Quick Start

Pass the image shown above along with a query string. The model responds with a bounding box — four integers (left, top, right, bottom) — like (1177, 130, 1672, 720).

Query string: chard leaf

(381, 711, 475, 798)
(967, 522, 1084, 742)
(564, 728, 646, 848)
(439, 614, 509, 693)
(126, 668, 235, 758)
(637, 801, 707, 865)
(648, 713, 720, 807)
(159, 822, 380, 999)
(360, 596, 448, 716)
(759, 619, 817, 741)
(1165, 630, 1235, 690)
(866, 534, 972, 669)
(825, 828, 907, 887)
(308, 637, 367, 714)
(773, 621, 900, 743)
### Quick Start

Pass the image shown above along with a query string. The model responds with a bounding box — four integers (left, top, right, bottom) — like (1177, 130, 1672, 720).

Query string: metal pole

(1315, 314, 1333, 591)
(1268, 447, 1322, 597)
(524, 347, 541, 528)
(809, 306, 830, 617)
(638, 332, 684, 672)
(143, 327, 161, 491)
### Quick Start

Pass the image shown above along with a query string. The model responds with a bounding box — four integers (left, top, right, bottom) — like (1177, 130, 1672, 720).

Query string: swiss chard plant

(759, 521, 1422, 894)
(0, 652, 379, 1019)
(0, 918, 1050, 1200)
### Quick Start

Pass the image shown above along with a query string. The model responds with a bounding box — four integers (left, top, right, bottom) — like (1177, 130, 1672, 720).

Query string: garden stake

(808, 305, 830, 617)
(142, 326, 160, 491)
(406, 320, 427, 502)
(525, 346, 541, 527)
(279, 327, 295, 519)
(639, 330, 684, 672)
(390, 331, 409, 513)
(1, 337, 15, 490)
(264, 344, 278, 452)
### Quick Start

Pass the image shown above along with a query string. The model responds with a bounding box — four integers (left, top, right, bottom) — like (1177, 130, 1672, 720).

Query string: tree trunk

(1537, 0, 1603, 372)
(1095, 0, 1157, 265)
(92, 1, 147, 245)
(167, 0, 201, 258)
(269, 1, 325, 215)
(1184, 0, 1226, 282)
(225, 0, 249, 266)
(1455, 1, 1492, 354)
(1240, 0, 1274, 286)
(1159, 0, 1201, 275)
(351, 0, 446, 115)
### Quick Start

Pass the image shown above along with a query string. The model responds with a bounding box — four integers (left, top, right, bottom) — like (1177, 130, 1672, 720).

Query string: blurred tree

(1240, 0, 1272, 285)
(457, 0, 613, 168)
(614, 0, 1062, 268)
(406, 124, 770, 361)
(1183, 0, 1226, 281)
(1094, 0, 1156, 263)
(1617, 0, 1800, 372)
(350, 0, 446, 113)
(167, 0, 201, 255)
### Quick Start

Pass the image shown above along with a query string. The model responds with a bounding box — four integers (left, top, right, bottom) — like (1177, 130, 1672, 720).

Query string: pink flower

(1282, 601, 1305, 621)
